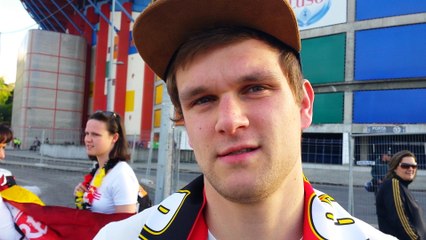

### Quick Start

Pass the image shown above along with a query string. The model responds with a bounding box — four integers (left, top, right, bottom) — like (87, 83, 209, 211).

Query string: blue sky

(0, 1, 38, 84)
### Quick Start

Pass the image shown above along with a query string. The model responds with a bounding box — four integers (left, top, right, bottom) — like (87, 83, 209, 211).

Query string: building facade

(298, 0, 426, 166)
(16, 0, 426, 166)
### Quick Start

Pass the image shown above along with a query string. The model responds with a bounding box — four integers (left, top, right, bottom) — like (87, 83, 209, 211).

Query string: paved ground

(2, 149, 426, 228)
(3, 149, 425, 190)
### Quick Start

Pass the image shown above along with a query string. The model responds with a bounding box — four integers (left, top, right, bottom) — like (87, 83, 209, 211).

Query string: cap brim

(133, 0, 300, 80)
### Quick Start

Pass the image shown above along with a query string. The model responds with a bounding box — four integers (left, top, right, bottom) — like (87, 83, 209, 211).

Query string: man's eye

(247, 85, 266, 93)
(193, 96, 215, 106)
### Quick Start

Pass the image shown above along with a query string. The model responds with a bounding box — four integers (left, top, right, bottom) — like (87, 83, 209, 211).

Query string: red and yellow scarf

(138, 175, 368, 240)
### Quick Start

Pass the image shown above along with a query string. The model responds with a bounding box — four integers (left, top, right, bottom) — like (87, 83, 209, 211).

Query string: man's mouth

(219, 146, 258, 157)
(227, 148, 255, 156)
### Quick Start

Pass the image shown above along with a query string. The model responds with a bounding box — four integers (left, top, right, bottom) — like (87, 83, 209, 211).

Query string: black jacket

(376, 176, 426, 240)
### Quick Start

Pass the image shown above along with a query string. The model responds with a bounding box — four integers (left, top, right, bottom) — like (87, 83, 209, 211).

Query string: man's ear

(300, 79, 314, 129)
(183, 120, 193, 148)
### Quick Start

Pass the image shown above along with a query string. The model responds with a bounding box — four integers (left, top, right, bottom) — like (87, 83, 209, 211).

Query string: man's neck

(204, 168, 304, 240)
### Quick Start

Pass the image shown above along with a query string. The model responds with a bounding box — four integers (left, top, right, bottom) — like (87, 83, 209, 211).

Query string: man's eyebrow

(240, 70, 277, 82)
(179, 70, 278, 101)
(179, 85, 209, 102)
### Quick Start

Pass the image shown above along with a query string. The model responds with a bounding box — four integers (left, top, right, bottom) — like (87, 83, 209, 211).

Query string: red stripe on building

(140, 66, 154, 143)
(81, 6, 98, 131)
(92, 3, 110, 111)
(114, 2, 132, 117)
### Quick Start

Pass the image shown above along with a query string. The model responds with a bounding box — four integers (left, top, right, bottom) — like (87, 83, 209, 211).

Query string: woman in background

(1, 118, 144, 239)
(74, 111, 140, 214)
(376, 150, 426, 239)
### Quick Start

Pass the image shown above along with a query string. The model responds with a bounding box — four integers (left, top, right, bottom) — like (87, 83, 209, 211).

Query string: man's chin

(215, 181, 267, 203)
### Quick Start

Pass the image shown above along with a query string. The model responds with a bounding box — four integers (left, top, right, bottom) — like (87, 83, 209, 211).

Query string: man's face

(176, 39, 314, 203)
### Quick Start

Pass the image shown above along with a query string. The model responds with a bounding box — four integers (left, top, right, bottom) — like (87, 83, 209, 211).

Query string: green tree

(0, 77, 14, 124)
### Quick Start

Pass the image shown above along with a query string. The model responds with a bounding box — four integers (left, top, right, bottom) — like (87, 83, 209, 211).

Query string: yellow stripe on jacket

(392, 178, 417, 240)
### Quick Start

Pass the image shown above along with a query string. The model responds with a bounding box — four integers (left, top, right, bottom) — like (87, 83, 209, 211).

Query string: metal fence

(353, 133, 426, 169)
(166, 131, 425, 227)
(12, 127, 426, 227)
(143, 130, 426, 226)
(301, 132, 426, 227)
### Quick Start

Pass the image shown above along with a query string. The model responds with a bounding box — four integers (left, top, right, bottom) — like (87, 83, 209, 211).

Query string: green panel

(313, 93, 344, 124)
(301, 34, 346, 84)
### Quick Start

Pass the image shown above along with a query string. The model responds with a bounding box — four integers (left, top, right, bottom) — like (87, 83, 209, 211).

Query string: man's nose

(215, 95, 249, 135)
(84, 134, 92, 142)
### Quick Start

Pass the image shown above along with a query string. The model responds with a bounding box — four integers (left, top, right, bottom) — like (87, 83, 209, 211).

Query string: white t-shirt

(0, 169, 23, 239)
(0, 168, 13, 184)
(0, 195, 21, 240)
(86, 161, 139, 214)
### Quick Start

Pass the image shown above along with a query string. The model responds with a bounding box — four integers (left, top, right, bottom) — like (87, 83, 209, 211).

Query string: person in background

(371, 152, 391, 194)
(0, 125, 13, 158)
(95, 0, 396, 239)
(74, 111, 141, 214)
(29, 137, 41, 151)
(0, 124, 45, 239)
(13, 137, 21, 149)
(376, 150, 426, 239)
(0, 120, 147, 239)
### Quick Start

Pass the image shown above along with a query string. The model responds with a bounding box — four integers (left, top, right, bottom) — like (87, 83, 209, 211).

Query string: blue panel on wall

(91, 31, 97, 46)
(356, 0, 426, 20)
(355, 24, 426, 80)
(353, 89, 426, 123)
(128, 31, 137, 54)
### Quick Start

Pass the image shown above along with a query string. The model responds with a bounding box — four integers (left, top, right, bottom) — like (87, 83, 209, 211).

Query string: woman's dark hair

(0, 124, 13, 144)
(385, 150, 417, 180)
(87, 111, 130, 162)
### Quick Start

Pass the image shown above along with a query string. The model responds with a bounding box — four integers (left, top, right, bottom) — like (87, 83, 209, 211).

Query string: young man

(371, 152, 391, 194)
(95, 0, 396, 239)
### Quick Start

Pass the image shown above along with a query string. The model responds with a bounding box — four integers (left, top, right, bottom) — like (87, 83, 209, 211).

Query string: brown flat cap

(133, 0, 300, 80)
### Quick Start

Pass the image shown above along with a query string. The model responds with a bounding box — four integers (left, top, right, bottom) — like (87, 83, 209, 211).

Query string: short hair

(385, 150, 417, 180)
(0, 124, 13, 144)
(88, 111, 130, 161)
(166, 27, 304, 122)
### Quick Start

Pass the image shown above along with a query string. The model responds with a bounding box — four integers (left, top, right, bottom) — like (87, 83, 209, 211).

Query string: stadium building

(12, 0, 426, 167)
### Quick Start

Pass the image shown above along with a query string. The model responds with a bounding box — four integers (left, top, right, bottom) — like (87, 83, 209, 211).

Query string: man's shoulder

(311, 188, 397, 239)
(94, 205, 157, 240)
(95, 176, 204, 239)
